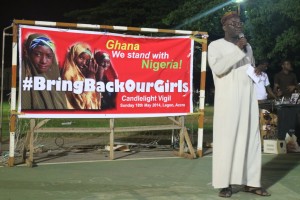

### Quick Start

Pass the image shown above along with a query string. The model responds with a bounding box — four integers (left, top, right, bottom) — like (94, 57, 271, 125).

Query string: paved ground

(0, 148, 299, 200)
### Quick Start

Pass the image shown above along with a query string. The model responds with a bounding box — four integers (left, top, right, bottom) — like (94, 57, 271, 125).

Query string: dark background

(0, 1, 102, 100)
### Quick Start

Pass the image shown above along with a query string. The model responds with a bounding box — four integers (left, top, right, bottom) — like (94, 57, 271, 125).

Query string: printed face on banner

(18, 25, 194, 118)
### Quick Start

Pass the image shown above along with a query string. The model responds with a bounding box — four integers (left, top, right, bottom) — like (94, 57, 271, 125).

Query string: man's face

(282, 61, 293, 71)
(261, 63, 269, 71)
(223, 16, 243, 37)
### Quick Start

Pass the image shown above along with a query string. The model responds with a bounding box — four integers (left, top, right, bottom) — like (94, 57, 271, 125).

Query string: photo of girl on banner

(61, 43, 102, 109)
(95, 50, 118, 110)
(21, 33, 68, 110)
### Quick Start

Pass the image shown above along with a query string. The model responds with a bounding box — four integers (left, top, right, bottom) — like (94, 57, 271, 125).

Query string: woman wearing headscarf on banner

(61, 43, 101, 109)
(94, 50, 118, 110)
(21, 34, 67, 110)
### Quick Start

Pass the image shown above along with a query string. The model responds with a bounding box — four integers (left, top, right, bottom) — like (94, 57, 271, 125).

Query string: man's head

(221, 11, 239, 25)
(258, 59, 269, 72)
(281, 59, 293, 72)
(221, 11, 243, 38)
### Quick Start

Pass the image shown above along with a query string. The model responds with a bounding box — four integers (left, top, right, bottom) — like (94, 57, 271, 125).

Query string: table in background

(275, 104, 300, 143)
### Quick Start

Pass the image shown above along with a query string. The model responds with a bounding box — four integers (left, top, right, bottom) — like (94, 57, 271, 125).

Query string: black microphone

(238, 33, 247, 53)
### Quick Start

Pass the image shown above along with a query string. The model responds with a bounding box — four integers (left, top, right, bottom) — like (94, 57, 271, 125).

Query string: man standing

(254, 60, 277, 143)
(273, 59, 298, 99)
(254, 60, 277, 103)
(208, 11, 270, 197)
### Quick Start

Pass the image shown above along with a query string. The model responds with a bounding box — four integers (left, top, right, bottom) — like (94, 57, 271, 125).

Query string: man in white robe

(208, 11, 271, 198)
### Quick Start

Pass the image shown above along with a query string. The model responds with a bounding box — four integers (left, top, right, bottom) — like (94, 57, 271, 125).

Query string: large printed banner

(18, 25, 194, 118)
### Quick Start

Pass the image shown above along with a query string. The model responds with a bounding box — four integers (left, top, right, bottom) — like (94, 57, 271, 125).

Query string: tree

(163, 0, 238, 39)
(64, 0, 300, 94)
(64, 0, 184, 28)
(162, 0, 239, 96)
(163, 0, 300, 80)
(245, 0, 300, 74)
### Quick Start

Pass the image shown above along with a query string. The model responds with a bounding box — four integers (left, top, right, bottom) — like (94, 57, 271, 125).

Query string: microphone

(238, 33, 247, 53)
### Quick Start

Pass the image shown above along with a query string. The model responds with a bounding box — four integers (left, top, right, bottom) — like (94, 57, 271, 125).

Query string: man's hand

(287, 85, 296, 93)
(276, 89, 283, 97)
(236, 37, 247, 50)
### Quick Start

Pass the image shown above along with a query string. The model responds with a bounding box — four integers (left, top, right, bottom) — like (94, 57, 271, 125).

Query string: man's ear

(222, 25, 226, 32)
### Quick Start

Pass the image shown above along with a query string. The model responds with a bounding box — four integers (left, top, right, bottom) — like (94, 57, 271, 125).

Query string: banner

(18, 25, 194, 118)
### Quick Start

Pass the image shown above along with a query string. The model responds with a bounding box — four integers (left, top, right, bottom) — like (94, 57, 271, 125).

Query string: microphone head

(238, 33, 245, 39)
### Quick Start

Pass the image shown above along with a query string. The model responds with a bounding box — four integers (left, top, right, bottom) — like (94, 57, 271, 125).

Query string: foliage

(245, 0, 300, 72)
(162, 0, 240, 91)
(162, 0, 239, 40)
(163, 0, 300, 78)
(64, 0, 184, 28)
(64, 0, 300, 87)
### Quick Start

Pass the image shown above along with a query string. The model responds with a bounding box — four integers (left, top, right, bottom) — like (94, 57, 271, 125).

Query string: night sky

(0, 0, 101, 64)
(0, 1, 101, 28)
(0, 0, 102, 97)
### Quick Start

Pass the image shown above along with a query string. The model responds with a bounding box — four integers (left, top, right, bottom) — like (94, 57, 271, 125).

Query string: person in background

(273, 59, 298, 99)
(61, 43, 101, 109)
(254, 59, 277, 103)
(254, 60, 278, 144)
(207, 11, 270, 197)
(22, 33, 67, 109)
